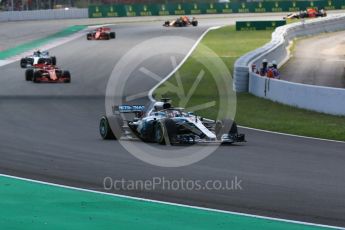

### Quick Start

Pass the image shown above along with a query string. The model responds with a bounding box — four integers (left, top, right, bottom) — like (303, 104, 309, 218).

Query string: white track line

(148, 25, 222, 101)
(239, 125, 345, 144)
(1, 173, 344, 230)
(0, 31, 85, 67)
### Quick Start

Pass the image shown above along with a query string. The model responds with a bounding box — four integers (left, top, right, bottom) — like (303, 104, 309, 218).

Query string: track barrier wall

(88, 0, 345, 18)
(234, 14, 345, 115)
(249, 74, 345, 116)
(0, 8, 88, 21)
(1, 1, 344, 21)
(236, 20, 286, 31)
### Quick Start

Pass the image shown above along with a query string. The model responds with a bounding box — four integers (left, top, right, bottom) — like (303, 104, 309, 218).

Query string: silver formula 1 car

(100, 99, 245, 145)
(20, 50, 56, 68)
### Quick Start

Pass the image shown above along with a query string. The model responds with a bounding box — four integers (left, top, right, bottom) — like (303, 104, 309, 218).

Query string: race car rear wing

(96, 27, 111, 31)
(112, 105, 145, 114)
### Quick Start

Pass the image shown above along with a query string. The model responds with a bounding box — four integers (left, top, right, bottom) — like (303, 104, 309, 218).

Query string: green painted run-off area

(0, 25, 86, 60)
(0, 175, 337, 230)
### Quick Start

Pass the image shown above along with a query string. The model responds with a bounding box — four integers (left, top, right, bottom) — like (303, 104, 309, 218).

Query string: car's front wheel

(32, 71, 41, 83)
(192, 20, 198, 27)
(51, 56, 57, 65)
(62, 70, 71, 83)
(110, 32, 116, 39)
(20, 58, 27, 68)
(155, 121, 165, 144)
(163, 21, 170, 26)
(25, 69, 33, 81)
(86, 33, 93, 40)
(215, 119, 238, 140)
(155, 118, 177, 145)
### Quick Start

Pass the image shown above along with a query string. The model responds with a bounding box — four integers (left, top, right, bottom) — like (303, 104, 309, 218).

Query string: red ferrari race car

(86, 27, 116, 40)
(164, 16, 198, 27)
(285, 8, 327, 19)
(25, 63, 71, 83)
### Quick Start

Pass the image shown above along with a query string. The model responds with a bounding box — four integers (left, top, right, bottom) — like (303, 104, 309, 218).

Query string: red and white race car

(86, 27, 116, 40)
(25, 63, 71, 83)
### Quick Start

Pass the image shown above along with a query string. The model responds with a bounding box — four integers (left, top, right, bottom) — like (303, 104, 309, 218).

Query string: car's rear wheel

(110, 32, 116, 39)
(192, 20, 198, 27)
(37, 58, 47, 64)
(100, 116, 116, 140)
(62, 70, 71, 83)
(25, 69, 34, 81)
(175, 19, 183, 27)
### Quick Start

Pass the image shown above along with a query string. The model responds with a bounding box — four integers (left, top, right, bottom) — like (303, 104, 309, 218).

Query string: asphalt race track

(281, 30, 345, 88)
(1, 16, 345, 227)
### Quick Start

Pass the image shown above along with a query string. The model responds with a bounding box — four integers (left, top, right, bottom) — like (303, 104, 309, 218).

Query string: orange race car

(25, 63, 71, 83)
(164, 16, 198, 27)
(86, 27, 116, 40)
(285, 8, 327, 19)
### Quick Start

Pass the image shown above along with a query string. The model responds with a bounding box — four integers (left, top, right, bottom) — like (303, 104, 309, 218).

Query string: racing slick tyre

(192, 20, 198, 27)
(215, 119, 238, 140)
(155, 118, 177, 145)
(32, 71, 41, 83)
(86, 33, 92, 40)
(25, 68, 34, 81)
(37, 58, 47, 65)
(51, 56, 57, 65)
(175, 19, 183, 27)
(20, 58, 27, 68)
(163, 21, 170, 27)
(109, 32, 116, 39)
(99, 116, 116, 140)
(62, 71, 71, 83)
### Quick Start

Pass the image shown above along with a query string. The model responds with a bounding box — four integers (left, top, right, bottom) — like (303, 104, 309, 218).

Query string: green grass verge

(153, 26, 345, 141)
